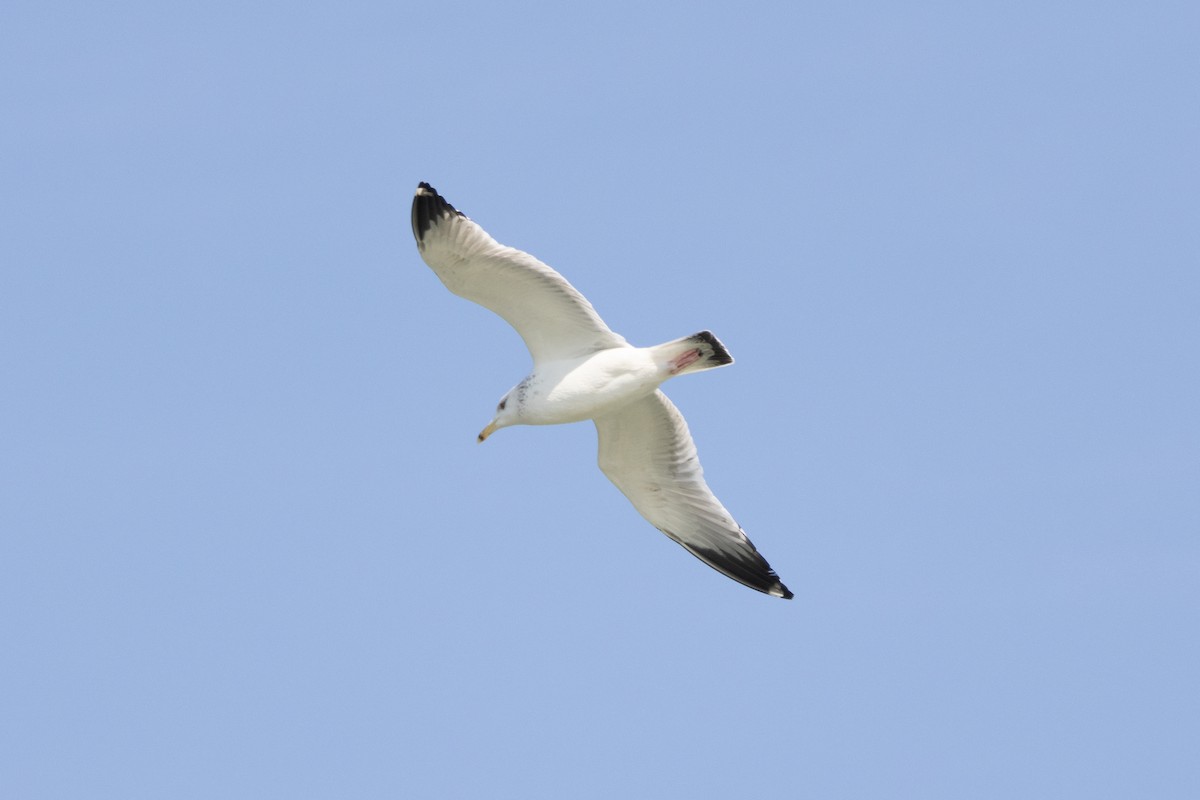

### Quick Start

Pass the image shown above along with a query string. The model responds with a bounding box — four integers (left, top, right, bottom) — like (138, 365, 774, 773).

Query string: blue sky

(3, 1, 1198, 797)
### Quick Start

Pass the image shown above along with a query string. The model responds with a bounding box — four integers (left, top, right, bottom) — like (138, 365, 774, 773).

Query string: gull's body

(496, 346, 663, 426)
(411, 182, 792, 599)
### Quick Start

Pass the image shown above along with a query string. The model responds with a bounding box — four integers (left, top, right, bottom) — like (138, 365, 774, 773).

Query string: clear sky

(2, 1, 1198, 797)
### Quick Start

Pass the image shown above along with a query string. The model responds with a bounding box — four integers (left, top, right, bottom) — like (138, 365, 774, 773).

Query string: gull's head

(477, 391, 520, 443)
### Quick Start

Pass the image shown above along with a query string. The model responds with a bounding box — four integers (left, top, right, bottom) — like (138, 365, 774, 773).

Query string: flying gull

(411, 182, 792, 599)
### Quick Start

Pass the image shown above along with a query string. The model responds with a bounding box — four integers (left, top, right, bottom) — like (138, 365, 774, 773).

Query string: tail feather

(656, 330, 734, 376)
(689, 330, 733, 367)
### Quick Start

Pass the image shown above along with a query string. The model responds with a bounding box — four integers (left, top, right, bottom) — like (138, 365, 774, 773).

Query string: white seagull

(411, 182, 792, 599)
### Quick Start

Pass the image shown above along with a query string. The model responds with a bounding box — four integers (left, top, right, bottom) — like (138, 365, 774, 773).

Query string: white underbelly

(523, 349, 661, 424)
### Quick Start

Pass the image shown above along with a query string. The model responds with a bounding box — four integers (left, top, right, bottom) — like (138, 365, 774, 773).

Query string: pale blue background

(3, 2, 1198, 797)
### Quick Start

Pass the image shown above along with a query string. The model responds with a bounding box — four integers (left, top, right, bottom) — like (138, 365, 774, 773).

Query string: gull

(411, 182, 792, 599)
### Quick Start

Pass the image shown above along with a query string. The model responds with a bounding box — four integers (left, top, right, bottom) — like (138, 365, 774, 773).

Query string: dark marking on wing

(668, 528, 794, 599)
(412, 182, 465, 245)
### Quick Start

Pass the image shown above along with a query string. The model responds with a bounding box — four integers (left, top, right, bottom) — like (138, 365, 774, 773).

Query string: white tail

(653, 331, 734, 376)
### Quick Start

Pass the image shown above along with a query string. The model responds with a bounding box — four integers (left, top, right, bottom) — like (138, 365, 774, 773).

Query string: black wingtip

(675, 534, 793, 599)
(411, 182, 464, 245)
(762, 573, 793, 599)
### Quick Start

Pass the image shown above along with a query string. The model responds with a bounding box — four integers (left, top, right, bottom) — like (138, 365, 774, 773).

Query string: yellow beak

(477, 421, 499, 443)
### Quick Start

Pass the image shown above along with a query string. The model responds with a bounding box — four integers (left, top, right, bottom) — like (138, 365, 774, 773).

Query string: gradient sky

(3, 2, 1198, 798)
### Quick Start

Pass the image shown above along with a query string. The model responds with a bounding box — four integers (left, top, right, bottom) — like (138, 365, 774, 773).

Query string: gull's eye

(498, 398, 507, 411)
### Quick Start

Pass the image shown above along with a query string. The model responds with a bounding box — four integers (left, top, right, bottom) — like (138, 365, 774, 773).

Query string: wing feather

(594, 391, 793, 598)
(412, 183, 627, 363)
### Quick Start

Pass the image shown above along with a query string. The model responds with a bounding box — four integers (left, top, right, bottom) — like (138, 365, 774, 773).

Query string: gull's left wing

(594, 391, 793, 598)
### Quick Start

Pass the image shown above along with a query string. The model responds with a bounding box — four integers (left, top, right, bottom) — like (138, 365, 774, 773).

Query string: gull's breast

(524, 348, 661, 425)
